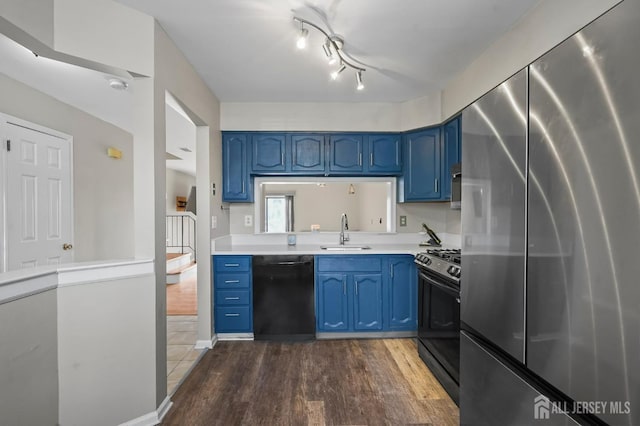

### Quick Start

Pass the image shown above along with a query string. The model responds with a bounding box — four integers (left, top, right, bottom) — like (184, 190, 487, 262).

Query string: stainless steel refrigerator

(460, 1, 640, 424)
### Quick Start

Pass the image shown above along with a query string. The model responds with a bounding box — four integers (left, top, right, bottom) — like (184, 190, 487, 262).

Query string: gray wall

(166, 168, 195, 213)
(0, 72, 135, 262)
(0, 290, 58, 425)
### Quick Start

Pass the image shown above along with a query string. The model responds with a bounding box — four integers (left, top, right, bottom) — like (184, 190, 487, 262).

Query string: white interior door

(5, 121, 72, 270)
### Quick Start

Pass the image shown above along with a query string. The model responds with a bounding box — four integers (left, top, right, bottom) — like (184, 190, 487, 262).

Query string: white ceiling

(1, 0, 543, 177)
(117, 0, 541, 102)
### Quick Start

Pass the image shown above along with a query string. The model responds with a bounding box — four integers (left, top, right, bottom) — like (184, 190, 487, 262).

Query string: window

(265, 195, 294, 233)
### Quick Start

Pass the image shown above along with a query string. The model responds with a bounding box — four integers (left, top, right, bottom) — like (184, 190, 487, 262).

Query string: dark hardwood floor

(162, 338, 459, 426)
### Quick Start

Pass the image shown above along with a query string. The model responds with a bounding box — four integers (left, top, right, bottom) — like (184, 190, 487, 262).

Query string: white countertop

(212, 243, 433, 256)
(212, 233, 461, 255)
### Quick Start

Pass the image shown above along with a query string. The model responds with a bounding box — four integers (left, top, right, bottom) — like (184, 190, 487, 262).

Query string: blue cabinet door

(328, 135, 363, 173)
(290, 134, 325, 173)
(367, 134, 402, 174)
(387, 256, 417, 331)
(252, 134, 286, 172)
(442, 116, 461, 200)
(401, 128, 441, 201)
(352, 274, 383, 331)
(317, 273, 349, 331)
(222, 133, 252, 202)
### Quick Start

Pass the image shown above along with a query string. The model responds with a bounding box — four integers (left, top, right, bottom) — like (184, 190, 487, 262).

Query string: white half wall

(0, 289, 58, 425)
(0, 73, 135, 262)
(441, 0, 622, 118)
(57, 274, 156, 426)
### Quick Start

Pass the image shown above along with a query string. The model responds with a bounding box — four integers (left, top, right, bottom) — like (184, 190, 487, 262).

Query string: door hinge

(6, 139, 10, 151)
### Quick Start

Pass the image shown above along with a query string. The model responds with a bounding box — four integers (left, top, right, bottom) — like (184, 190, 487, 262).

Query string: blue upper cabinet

(328, 134, 363, 173)
(442, 116, 461, 200)
(366, 134, 402, 174)
(290, 134, 326, 173)
(252, 134, 286, 173)
(399, 128, 441, 201)
(222, 133, 253, 202)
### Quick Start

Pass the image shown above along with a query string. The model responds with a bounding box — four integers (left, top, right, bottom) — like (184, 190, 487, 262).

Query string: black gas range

(414, 248, 461, 405)
(414, 248, 461, 284)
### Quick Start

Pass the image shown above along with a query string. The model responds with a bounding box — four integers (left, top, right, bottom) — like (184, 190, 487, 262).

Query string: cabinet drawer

(216, 289, 250, 306)
(215, 273, 250, 289)
(317, 256, 382, 272)
(215, 306, 251, 332)
(214, 256, 251, 272)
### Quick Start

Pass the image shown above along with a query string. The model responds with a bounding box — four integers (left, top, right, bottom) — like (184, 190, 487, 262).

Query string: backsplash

(228, 202, 460, 236)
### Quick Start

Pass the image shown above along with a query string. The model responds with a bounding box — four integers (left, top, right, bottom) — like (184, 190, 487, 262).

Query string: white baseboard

(217, 333, 254, 341)
(194, 334, 218, 349)
(119, 396, 173, 426)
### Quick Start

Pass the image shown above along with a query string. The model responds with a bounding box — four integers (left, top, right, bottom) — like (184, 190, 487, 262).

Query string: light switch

(244, 215, 253, 227)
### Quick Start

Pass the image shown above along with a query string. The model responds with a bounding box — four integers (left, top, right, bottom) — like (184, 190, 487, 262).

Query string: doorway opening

(164, 93, 200, 394)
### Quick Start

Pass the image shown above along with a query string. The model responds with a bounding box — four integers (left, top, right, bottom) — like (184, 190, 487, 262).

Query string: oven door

(418, 269, 460, 383)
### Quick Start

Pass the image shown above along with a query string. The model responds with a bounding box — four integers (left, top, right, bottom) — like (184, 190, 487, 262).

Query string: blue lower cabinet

(353, 274, 383, 331)
(316, 255, 384, 332)
(386, 256, 417, 331)
(215, 306, 252, 332)
(213, 255, 252, 334)
(317, 273, 349, 331)
(316, 255, 417, 333)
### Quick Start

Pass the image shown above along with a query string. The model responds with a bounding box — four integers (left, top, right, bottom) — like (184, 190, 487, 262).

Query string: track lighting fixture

(293, 16, 366, 91)
(330, 63, 346, 80)
(356, 70, 364, 90)
(296, 22, 309, 50)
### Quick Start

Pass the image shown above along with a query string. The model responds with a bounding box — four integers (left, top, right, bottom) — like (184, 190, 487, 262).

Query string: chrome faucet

(339, 213, 350, 245)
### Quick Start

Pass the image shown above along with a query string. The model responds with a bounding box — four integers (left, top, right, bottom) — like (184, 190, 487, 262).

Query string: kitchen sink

(320, 245, 371, 251)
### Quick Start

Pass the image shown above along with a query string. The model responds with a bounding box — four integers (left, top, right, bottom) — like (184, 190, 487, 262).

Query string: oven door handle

(419, 271, 460, 299)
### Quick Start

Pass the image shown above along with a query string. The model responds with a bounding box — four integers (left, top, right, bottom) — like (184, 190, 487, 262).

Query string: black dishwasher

(252, 255, 315, 341)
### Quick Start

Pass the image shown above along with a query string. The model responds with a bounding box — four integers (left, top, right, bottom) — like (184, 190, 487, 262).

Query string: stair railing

(166, 212, 196, 260)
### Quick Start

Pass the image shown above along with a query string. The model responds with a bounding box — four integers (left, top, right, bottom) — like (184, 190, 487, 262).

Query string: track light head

(356, 70, 364, 90)
(330, 63, 346, 80)
(296, 25, 309, 49)
(322, 39, 332, 58)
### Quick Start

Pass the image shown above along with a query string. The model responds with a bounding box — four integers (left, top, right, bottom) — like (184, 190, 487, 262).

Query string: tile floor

(167, 315, 204, 394)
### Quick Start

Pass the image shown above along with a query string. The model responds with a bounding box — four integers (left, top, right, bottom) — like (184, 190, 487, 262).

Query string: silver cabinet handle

(224, 313, 240, 317)
(434, 178, 439, 193)
(281, 151, 284, 165)
(224, 263, 240, 267)
(225, 297, 240, 300)
(355, 280, 359, 295)
(343, 277, 347, 295)
(370, 152, 373, 166)
(224, 279, 240, 284)
(358, 152, 362, 166)
(242, 181, 245, 193)
(390, 264, 394, 279)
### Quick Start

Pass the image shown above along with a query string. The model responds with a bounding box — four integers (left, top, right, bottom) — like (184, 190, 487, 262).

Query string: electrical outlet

(399, 216, 407, 227)
(244, 215, 253, 227)
(211, 215, 217, 229)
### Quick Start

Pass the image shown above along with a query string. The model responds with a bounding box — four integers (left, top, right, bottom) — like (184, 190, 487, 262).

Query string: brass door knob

(62, 243, 73, 250)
